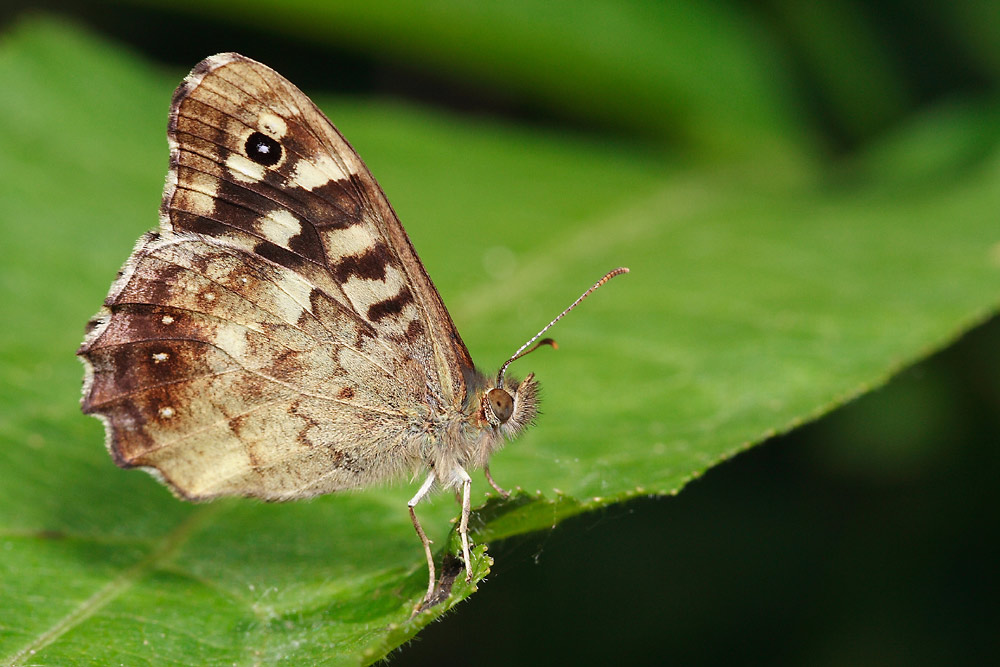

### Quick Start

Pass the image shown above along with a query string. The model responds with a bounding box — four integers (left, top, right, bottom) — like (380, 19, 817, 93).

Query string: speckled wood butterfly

(77, 53, 627, 606)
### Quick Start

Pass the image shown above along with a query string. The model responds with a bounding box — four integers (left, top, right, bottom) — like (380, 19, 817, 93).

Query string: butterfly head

(481, 372, 538, 435)
(478, 267, 628, 436)
(483, 267, 629, 431)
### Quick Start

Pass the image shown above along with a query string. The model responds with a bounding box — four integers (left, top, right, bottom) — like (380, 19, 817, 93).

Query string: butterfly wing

(78, 53, 477, 500)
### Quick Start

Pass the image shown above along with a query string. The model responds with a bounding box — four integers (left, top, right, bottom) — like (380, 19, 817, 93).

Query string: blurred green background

(2, 0, 999, 664)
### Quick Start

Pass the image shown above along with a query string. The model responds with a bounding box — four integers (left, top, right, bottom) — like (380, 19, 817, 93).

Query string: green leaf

(2, 15, 1000, 666)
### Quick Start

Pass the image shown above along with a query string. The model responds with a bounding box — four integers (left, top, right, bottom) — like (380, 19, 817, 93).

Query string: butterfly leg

(455, 466, 474, 582)
(408, 472, 437, 603)
(484, 464, 510, 498)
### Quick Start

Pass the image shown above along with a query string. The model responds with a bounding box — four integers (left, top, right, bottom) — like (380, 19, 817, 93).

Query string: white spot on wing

(341, 263, 421, 333)
(291, 154, 350, 190)
(161, 315, 175, 325)
(343, 268, 402, 313)
(323, 225, 377, 258)
(273, 270, 315, 324)
(214, 324, 248, 360)
(259, 112, 288, 138)
(178, 190, 215, 216)
(226, 153, 266, 183)
(159, 406, 175, 419)
(257, 209, 302, 247)
(152, 352, 169, 363)
(342, 264, 409, 320)
(175, 171, 219, 216)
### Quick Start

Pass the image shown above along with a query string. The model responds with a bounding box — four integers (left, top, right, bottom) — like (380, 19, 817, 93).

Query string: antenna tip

(599, 267, 629, 284)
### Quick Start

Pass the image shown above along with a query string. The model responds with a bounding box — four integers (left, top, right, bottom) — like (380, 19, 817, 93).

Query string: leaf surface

(1, 17, 999, 666)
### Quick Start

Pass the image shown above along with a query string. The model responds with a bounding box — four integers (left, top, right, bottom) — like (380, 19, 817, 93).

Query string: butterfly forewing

(165, 54, 473, 396)
(79, 53, 481, 501)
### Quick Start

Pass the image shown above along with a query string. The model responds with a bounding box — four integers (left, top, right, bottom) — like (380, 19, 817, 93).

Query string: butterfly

(77, 53, 627, 607)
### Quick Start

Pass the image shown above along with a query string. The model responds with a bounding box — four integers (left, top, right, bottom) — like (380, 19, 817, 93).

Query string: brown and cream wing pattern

(78, 53, 474, 501)
(164, 53, 474, 399)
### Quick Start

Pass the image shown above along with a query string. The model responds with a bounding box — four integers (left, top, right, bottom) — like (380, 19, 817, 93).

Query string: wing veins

(144, 238, 410, 380)
(124, 388, 399, 462)
(86, 367, 243, 408)
(172, 114, 364, 226)
(171, 141, 358, 254)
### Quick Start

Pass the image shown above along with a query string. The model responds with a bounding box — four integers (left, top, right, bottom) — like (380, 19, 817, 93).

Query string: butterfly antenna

(496, 267, 630, 388)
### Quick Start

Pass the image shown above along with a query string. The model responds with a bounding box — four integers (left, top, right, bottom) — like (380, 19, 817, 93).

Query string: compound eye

(486, 388, 514, 424)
